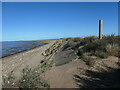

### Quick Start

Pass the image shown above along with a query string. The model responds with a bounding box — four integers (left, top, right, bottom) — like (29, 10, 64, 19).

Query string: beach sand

(2, 40, 57, 78)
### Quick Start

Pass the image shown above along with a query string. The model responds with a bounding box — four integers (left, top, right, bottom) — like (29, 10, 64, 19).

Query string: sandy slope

(43, 56, 119, 88)
(2, 40, 57, 77)
(43, 59, 88, 88)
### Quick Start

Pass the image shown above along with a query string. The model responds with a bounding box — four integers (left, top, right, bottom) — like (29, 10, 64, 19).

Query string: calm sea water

(0, 41, 47, 58)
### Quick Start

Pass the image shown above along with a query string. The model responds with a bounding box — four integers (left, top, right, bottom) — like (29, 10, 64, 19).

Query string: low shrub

(81, 56, 95, 66)
(105, 43, 119, 57)
(41, 60, 54, 73)
(18, 66, 50, 89)
(3, 65, 51, 89)
(2, 71, 17, 88)
(77, 35, 120, 59)
(80, 36, 98, 46)
(94, 51, 108, 59)
(78, 53, 95, 66)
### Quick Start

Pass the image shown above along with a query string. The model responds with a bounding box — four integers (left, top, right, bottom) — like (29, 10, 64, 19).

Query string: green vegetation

(3, 71, 17, 88)
(32, 40, 49, 45)
(41, 60, 54, 73)
(2, 60, 54, 89)
(77, 35, 119, 65)
(79, 53, 95, 66)
(62, 35, 119, 66)
(77, 35, 119, 58)
(18, 66, 50, 89)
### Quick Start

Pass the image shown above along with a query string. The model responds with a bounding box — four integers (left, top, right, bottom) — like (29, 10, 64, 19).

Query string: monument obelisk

(99, 20, 103, 39)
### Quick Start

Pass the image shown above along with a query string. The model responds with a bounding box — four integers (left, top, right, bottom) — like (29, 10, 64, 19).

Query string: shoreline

(1, 40, 56, 59)
(1, 43, 48, 59)
(1, 39, 58, 43)
(2, 40, 57, 76)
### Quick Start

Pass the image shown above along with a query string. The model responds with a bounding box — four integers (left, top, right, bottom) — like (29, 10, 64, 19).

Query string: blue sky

(2, 2, 118, 41)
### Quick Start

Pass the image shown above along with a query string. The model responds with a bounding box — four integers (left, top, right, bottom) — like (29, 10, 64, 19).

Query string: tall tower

(99, 20, 103, 39)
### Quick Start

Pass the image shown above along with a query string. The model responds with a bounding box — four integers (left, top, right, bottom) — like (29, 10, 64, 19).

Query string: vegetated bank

(2, 35, 120, 88)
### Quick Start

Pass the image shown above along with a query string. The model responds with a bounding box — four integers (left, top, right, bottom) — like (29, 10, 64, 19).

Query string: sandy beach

(2, 40, 57, 78)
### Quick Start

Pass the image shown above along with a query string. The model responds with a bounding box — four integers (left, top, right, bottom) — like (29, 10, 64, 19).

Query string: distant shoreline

(0, 39, 58, 43)
(1, 43, 48, 59)
(2, 40, 57, 76)
(1, 40, 56, 59)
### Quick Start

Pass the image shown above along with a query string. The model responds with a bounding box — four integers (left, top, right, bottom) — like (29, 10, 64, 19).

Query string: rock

(54, 47, 77, 66)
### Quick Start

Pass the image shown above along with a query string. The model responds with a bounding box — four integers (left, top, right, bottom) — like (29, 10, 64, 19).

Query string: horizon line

(2, 0, 119, 2)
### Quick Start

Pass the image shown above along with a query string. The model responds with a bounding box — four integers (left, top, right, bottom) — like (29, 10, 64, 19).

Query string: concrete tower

(99, 20, 103, 39)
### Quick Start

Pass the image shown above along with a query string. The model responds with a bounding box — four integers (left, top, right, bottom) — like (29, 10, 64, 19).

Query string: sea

(0, 41, 48, 58)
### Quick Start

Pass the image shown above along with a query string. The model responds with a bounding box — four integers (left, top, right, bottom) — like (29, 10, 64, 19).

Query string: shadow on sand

(73, 62, 120, 88)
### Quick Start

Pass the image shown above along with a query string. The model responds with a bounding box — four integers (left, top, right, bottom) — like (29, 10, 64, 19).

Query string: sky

(2, 2, 118, 41)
